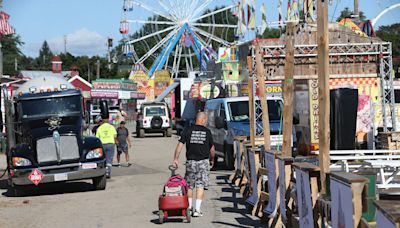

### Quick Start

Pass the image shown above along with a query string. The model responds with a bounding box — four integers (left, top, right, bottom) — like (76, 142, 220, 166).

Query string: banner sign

(90, 91, 119, 99)
(154, 70, 171, 97)
(309, 77, 380, 144)
(93, 80, 136, 91)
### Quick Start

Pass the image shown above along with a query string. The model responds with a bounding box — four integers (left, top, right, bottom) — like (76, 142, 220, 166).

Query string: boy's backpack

(164, 175, 187, 196)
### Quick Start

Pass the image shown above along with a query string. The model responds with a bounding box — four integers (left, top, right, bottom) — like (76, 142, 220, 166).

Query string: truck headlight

(86, 148, 103, 159)
(12, 157, 32, 167)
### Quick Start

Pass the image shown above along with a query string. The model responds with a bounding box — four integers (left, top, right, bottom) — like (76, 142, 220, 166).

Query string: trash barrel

(358, 171, 377, 222)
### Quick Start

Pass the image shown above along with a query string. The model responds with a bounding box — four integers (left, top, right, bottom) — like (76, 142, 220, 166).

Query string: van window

(228, 100, 283, 122)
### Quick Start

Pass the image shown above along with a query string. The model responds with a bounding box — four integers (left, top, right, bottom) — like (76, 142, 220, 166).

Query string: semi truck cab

(6, 76, 107, 196)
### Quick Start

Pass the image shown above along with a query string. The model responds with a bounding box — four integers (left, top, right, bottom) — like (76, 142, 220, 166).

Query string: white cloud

(22, 28, 108, 57)
(48, 28, 108, 56)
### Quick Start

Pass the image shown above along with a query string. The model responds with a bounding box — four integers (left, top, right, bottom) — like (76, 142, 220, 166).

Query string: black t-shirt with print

(179, 125, 214, 161)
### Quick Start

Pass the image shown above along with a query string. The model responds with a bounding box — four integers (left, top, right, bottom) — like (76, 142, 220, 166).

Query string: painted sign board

(330, 178, 355, 228)
(279, 159, 287, 223)
(264, 152, 277, 217)
(295, 168, 314, 228)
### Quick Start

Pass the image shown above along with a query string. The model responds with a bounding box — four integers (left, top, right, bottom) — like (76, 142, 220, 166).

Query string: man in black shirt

(172, 112, 215, 217)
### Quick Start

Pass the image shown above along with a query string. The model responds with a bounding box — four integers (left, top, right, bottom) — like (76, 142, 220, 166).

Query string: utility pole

(96, 59, 100, 80)
(64, 35, 67, 53)
(354, 0, 359, 18)
(87, 63, 91, 82)
(282, 22, 296, 156)
(317, 0, 330, 195)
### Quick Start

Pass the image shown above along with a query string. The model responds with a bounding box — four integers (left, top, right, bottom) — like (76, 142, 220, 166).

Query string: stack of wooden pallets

(377, 132, 400, 150)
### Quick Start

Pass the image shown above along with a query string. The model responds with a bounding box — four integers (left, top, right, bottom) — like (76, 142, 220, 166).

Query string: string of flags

(234, 0, 317, 38)
(0, 11, 15, 35)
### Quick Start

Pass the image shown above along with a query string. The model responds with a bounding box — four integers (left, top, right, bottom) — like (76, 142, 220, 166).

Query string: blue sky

(3, 0, 400, 57)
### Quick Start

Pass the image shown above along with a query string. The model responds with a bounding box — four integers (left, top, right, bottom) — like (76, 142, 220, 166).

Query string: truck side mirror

(100, 100, 109, 120)
(215, 116, 226, 129)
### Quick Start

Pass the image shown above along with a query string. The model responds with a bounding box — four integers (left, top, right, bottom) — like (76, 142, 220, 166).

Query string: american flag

(0, 11, 15, 35)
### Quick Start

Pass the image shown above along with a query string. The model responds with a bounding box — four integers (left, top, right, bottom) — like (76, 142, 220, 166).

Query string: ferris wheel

(120, 0, 238, 78)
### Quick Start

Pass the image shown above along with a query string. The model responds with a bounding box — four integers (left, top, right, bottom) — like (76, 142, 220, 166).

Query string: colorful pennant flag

(291, 0, 299, 21)
(287, 0, 291, 21)
(237, 0, 247, 36)
(304, 0, 316, 22)
(247, 0, 256, 30)
(260, 3, 267, 35)
(278, 0, 283, 27)
(0, 11, 15, 35)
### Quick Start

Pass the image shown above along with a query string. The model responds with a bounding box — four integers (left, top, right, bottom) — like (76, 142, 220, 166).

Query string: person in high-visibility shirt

(96, 117, 117, 178)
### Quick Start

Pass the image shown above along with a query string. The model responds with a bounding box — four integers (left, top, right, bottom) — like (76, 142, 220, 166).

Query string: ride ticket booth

(90, 79, 145, 123)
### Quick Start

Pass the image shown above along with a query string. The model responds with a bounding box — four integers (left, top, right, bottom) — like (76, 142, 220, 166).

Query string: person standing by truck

(96, 117, 117, 178)
(116, 121, 132, 166)
(172, 112, 215, 217)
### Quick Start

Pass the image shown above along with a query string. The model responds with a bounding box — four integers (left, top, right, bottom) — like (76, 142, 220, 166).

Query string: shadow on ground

(1, 180, 96, 197)
(212, 175, 263, 228)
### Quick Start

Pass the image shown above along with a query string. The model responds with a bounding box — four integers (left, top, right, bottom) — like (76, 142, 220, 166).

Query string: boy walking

(96, 117, 117, 178)
(116, 121, 132, 166)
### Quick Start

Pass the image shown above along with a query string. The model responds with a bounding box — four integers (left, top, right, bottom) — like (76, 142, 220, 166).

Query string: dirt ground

(0, 128, 261, 228)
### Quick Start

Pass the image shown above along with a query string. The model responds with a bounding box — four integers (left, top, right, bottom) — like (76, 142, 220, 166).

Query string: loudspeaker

(99, 100, 109, 120)
(330, 88, 358, 150)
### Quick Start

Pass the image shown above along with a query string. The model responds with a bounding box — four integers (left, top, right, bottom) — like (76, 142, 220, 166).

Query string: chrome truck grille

(36, 135, 79, 163)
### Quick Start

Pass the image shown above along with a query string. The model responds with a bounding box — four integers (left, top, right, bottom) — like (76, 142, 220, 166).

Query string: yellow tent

(338, 18, 368, 37)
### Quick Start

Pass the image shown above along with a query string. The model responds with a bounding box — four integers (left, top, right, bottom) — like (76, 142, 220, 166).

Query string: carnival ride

(120, 0, 239, 78)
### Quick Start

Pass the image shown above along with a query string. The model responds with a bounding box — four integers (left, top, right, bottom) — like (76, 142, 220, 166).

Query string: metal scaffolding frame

(249, 41, 395, 138)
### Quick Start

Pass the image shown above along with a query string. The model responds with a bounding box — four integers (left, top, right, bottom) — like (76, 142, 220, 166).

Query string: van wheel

(137, 129, 145, 138)
(92, 174, 107, 190)
(224, 143, 235, 170)
(166, 128, 172, 137)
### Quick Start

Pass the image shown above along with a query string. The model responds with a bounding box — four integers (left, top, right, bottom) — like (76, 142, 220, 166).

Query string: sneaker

(127, 163, 132, 167)
(192, 210, 203, 217)
(118, 163, 121, 167)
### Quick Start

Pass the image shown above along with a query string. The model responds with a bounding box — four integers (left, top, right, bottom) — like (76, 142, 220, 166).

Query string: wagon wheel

(186, 208, 191, 223)
(159, 210, 164, 224)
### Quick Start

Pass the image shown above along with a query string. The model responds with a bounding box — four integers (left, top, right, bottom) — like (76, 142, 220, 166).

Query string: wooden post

(282, 22, 296, 156)
(255, 44, 271, 150)
(317, 0, 330, 195)
(354, 0, 359, 18)
(248, 56, 256, 149)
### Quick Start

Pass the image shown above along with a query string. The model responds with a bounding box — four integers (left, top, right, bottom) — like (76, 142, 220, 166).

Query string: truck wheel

(137, 129, 145, 138)
(224, 144, 235, 170)
(92, 174, 107, 190)
(166, 128, 172, 137)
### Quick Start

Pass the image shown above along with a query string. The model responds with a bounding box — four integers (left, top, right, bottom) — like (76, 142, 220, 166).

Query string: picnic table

(358, 160, 400, 189)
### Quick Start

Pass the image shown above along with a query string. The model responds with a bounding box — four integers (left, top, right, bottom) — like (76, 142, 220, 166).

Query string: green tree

(2, 34, 24, 76)
(336, 7, 366, 22)
(258, 28, 281, 39)
(376, 23, 400, 69)
(38, 40, 53, 70)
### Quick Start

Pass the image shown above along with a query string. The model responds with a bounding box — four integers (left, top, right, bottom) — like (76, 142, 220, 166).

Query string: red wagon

(158, 166, 190, 224)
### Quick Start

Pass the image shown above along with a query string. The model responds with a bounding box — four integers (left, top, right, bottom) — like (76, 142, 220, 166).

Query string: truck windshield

(145, 106, 166, 117)
(228, 100, 283, 122)
(20, 95, 82, 118)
